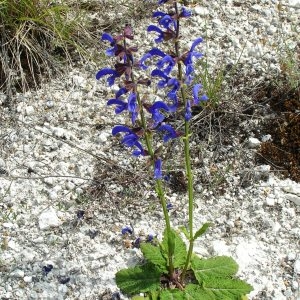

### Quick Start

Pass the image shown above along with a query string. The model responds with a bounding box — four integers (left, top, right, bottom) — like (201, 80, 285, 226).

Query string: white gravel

(0, 0, 300, 299)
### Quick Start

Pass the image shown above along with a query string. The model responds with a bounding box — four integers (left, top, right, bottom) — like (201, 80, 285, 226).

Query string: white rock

(266, 196, 275, 206)
(25, 106, 35, 116)
(248, 137, 261, 148)
(46, 100, 54, 108)
(24, 276, 32, 283)
(285, 194, 300, 206)
(73, 75, 86, 87)
(282, 185, 300, 196)
(12, 269, 25, 278)
(0, 157, 5, 168)
(194, 6, 209, 16)
(294, 259, 300, 274)
(38, 207, 61, 230)
(211, 240, 230, 256)
(261, 134, 272, 142)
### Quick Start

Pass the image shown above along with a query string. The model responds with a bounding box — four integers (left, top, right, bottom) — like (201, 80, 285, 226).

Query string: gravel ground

(0, 0, 300, 299)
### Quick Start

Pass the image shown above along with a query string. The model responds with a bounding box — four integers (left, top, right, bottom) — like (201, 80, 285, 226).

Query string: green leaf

(140, 243, 167, 272)
(132, 296, 149, 300)
(179, 226, 189, 240)
(184, 281, 253, 300)
(162, 228, 187, 268)
(193, 223, 212, 241)
(115, 264, 161, 295)
(203, 277, 253, 299)
(160, 289, 185, 300)
(191, 256, 238, 283)
(185, 284, 215, 300)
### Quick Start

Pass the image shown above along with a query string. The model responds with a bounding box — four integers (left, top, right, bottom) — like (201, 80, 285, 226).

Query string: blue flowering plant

(96, 0, 253, 298)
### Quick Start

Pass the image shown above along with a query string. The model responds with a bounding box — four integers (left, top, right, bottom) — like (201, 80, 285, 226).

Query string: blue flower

(146, 234, 154, 242)
(154, 159, 162, 179)
(149, 101, 170, 127)
(183, 38, 204, 84)
(185, 100, 192, 121)
(127, 93, 138, 124)
(180, 7, 192, 18)
(96, 68, 119, 86)
(157, 124, 179, 142)
(107, 99, 127, 114)
(140, 48, 175, 75)
(116, 87, 128, 98)
(42, 264, 53, 276)
(158, 14, 176, 30)
(167, 78, 180, 102)
(121, 226, 133, 235)
(147, 25, 164, 43)
(193, 84, 208, 105)
(112, 125, 145, 156)
(101, 32, 116, 56)
(151, 69, 170, 88)
(133, 237, 141, 248)
(167, 202, 173, 211)
(158, 0, 170, 4)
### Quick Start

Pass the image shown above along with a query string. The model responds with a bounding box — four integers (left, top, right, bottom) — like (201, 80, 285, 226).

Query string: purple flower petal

(107, 99, 127, 114)
(121, 226, 133, 235)
(96, 68, 119, 86)
(185, 100, 192, 121)
(180, 7, 192, 18)
(158, 124, 178, 142)
(115, 87, 128, 98)
(127, 93, 137, 113)
(154, 159, 162, 179)
(190, 37, 203, 52)
(112, 125, 132, 136)
(147, 25, 164, 43)
(101, 33, 114, 44)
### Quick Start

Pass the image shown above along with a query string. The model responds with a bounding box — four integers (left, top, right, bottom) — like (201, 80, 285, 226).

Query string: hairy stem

(130, 54, 174, 278)
(174, 1, 194, 282)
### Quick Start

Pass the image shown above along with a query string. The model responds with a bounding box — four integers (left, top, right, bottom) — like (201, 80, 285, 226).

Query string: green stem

(174, 1, 194, 282)
(132, 74, 174, 278)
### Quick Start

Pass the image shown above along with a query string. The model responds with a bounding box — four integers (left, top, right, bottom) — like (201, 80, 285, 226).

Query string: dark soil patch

(257, 85, 300, 182)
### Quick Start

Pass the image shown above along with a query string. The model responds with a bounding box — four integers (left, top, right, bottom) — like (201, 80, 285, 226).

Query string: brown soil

(257, 85, 300, 182)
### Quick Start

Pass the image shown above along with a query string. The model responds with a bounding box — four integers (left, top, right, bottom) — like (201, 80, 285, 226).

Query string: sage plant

(96, 0, 253, 298)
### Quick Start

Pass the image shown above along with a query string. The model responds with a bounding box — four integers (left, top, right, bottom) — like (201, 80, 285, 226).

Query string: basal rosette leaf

(184, 281, 253, 300)
(160, 289, 185, 300)
(191, 256, 238, 283)
(202, 277, 253, 299)
(115, 264, 161, 295)
(161, 228, 187, 268)
(140, 242, 168, 273)
(185, 284, 215, 300)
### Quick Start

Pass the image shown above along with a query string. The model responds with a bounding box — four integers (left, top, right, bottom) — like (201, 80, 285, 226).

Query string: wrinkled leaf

(203, 277, 253, 299)
(140, 243, 167, 272)
(115, 264, 160, 295)
(191, 256, 238, 283)
(162, 228, 187, 268)
(160, 289, 185, 300)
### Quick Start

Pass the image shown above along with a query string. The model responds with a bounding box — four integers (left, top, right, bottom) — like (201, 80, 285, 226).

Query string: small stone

(25, 106, 35, 116)
(38, 207, 61, 230)
(24, 276, 32, 283)
(248, 137, 261, 148)
(261, 134, 272, 142)
(265, 196, 275, 206)
(46, 100, 54, 108)
(294, 259, 300, 274)
(12, 269, 25, 278)
(194, 6, 209, 16)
